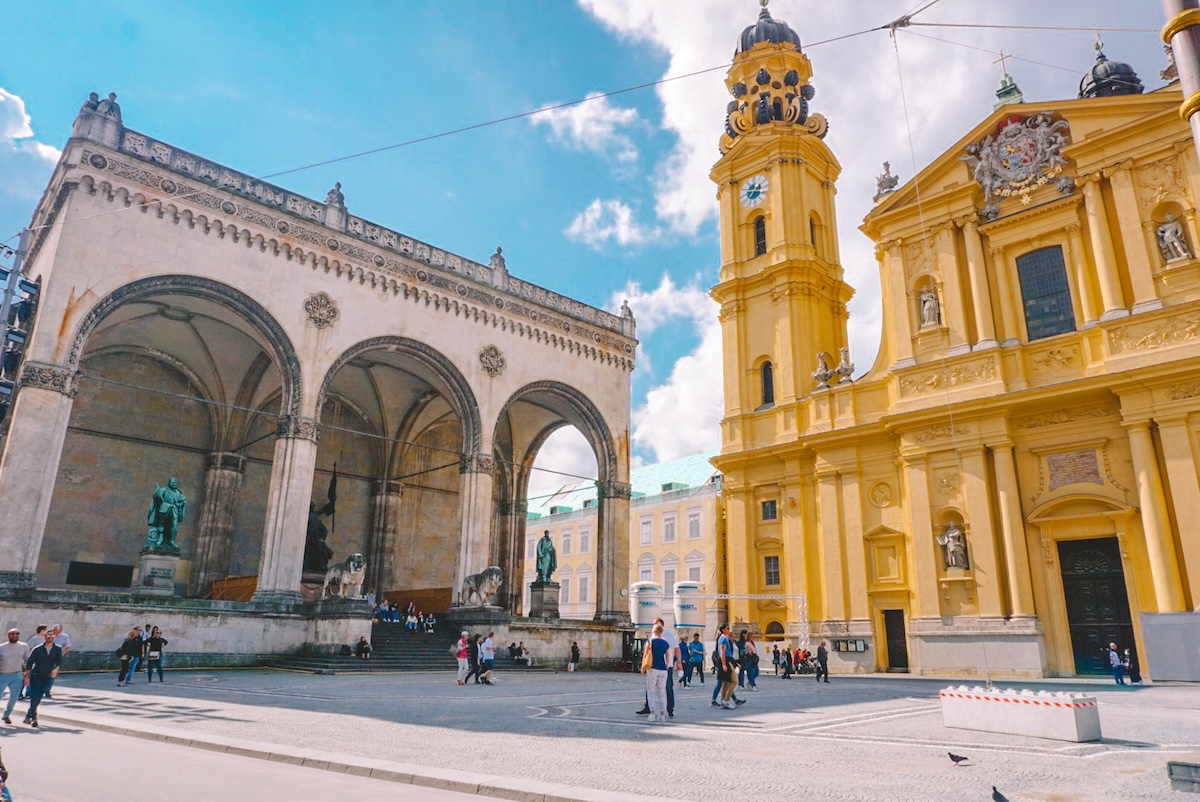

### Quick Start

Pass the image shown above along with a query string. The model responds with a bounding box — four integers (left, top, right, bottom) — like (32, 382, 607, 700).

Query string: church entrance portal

(882, 609, 909, 672)
(1058, 537, 1134, 675)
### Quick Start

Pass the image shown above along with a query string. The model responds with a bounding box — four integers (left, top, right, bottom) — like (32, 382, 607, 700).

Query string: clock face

(740, 174, 770, 208)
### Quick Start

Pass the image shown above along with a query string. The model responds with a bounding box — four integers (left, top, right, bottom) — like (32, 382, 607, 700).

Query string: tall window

(761, 500, 778, 521)
(639, 567, 652, 582)
(754, 216, 767, 256)
(809, 217, 819, 256)
(562, 530, 572, 556)
(761, 361, 775, 406)
(579, 528, 590, 554)
(560, 578, 571, 605)
(1016, 246, 1075, 340)
(764, 555, 781, 586)
(687, 510, 701, 540)
(663, 514, 677, 543)
(578, 576, 589, 603)
(640, 517, 653, 546)
(663, 568, 676, 591)
(526, 537, 536, 559)
(688, 566, 702, 582)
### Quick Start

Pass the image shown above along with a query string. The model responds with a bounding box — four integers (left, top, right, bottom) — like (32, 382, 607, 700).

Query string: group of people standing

(453, 630, 497, 685)
(117, 624, 169, 685)
(1107, 642, 1143, 685)
(0, 624, 72, 728)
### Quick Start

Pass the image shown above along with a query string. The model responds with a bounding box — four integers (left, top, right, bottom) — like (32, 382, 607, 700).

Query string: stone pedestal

(528, 581, 560, 619)
(135, 547, 181, 597)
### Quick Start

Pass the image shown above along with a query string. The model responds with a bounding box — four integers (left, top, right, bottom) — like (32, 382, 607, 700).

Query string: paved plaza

(2, 667, 1197, 801)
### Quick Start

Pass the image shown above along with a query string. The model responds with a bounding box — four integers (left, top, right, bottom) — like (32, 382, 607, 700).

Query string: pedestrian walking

(642, 622, 671, 723)
(716, 624, 737, 709)
(117, 628, 143, 686)
(636, 617, 679, 717)
(1108, 642, 1126, 685)
(688, 633, 706, 685)
(1125, 646, 1143, 684)
(145, 627, 168, 681)
(0, 629, 29, 724)
(815, 640, 830, 683)
(23, 629, 62, 726)
(569, 641, 580, 672)
(42, 625, 70, 698)
(128, 623, 150, 678)
(465, 634, 483, 684)
(680, 636, 693, 686)
(454, 631, 470, 685)
(480, 631, 496, 684)
(744, 632, 760, 690)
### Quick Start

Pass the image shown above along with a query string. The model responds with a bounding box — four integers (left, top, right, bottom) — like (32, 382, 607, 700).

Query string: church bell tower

(711, 1, 853, 431)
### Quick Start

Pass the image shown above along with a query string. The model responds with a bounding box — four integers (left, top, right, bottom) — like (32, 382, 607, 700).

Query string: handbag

(640, 643, 654, 671)
(448, 642, 460, 657)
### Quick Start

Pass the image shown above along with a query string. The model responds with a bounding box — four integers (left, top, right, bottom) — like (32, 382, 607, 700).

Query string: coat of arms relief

(962, 112, 1073, 216)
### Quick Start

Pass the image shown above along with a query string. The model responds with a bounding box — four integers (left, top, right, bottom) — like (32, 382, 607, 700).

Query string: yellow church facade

(712, 6, 1200, 678)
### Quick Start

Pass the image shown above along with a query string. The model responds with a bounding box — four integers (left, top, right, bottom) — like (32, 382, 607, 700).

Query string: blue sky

(0, 1, 1170, 496)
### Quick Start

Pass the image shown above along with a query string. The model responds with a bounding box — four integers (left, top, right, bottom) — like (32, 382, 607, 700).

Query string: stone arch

(317, 336, 482, 456)
(494, 381, 617, 483)
(67, 274, 302, 417)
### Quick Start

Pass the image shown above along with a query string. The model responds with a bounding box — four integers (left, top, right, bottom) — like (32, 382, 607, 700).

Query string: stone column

(494, 498, 528, 614)
(935, 224, 971, 355)
(990, 246, 1022, 347)
(1156, 414, 1200, 607)
(366, 480, 403, 597)
(883, 241, 916, 368)
(189, 452, 245, 597)
(991, 443, 1035, 617)
(1065, 223, 1100, 326)
(595, 479, 632, 625)
(1080, 175, 1129, 321)
(1107, 163, 1163, 314)
(816, 467, 847, 621)
(0, 363, 77, 589)
(252, 415, 320, 604)
(1125, 420, 1187, 612)
(959, 447, 1004, 616)
(453, 453, 495, 605)
(900, 453, 941, 618)
(959, 217, 998, 349)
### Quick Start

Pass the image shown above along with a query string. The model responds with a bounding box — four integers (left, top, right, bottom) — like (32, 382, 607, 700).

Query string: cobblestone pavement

(20, 669, 1200, 801)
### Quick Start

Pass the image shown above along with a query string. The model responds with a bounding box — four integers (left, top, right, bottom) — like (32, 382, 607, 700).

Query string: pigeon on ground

(992, 787, 1009, 802)
(948, 752, 968, 766)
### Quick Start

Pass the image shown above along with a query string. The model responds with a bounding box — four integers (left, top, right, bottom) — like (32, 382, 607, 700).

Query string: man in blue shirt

(716, 624, 738, 709)
(23, 630, 62, 727)
(688, 633, 705, 685)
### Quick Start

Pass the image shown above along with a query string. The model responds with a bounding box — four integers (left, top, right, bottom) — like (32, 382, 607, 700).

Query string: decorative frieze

(18, 362, 78, 398)
(303, 292, 339, 329)
(897, 357, 996, 397)
(1167, 381, 1200, 400)
(597, 480, 633, 500)
(459, 454, 496, 475)
(912, 423, 968, 443)
(275, 414, 320, 442)
(1029, 346, 1079, 373)
(1108, 311, 1200, 353)
(478, 345, 506, 377)
(1017, 405, 1117, 429)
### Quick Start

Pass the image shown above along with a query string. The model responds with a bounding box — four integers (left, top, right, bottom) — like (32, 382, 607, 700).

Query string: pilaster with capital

(935, 224, 971, 355)
(1065, 223, 1100, 326)
(884, 242, 916, 367)
(956, 217, 998, 349)
(253, 415, 322, 604)
(959, 446, 1005, 616)
(989, 246, 1022, 347)
(594, 477, 632, 625)
(990, 442, 1036, 617)
(815, 467, 847, 621)
(1155, 414, 1200, 607)
(899, 453, 941, 618)
(1105, 162, 1162, 314)
(453, 452, 496, 606)
(1080, 174, 1129, 320)
(0, 363, 80, 588)
(365, 479, 403, 597)
(189, 451, 245, 597)
(1124, 419, 1186, 612)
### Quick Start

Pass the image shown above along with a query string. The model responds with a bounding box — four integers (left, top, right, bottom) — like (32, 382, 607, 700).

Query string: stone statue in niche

(535, 531, 558, 582)
(1158, 213, 1192, 261)
(937, 522, 969, 570)
(145, 478, 186, 552)
(919, 288, 941, 327)
(812, 352, 834, 390)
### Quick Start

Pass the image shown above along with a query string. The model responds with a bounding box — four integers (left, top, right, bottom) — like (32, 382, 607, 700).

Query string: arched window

(761, 360, 774, 406)
(754, 216, 767, 256)
(1016, 245, 1075, 340)
(810, 217, 818, 253)
(765, 621, 785, 636)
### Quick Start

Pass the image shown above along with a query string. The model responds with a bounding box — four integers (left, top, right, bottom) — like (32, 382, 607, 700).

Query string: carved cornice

(372, 479, 403, 496)
(208, 452, 245, 471)
(18, 362, 78, 398)
(77, 147, 637, 373)
(275, 414, 320, 442)
(596, 480, 632, 500)
(459, 454, 496, 475)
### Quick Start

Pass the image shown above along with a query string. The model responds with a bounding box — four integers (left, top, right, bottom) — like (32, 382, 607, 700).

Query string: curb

(37, 709, 666, 802)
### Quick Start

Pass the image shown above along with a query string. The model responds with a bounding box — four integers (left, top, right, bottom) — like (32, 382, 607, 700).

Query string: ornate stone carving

(1136, 154, 1185, 209)
(934, 470, 961, 498)
(479, 345, 506, 377)
(912, 423, 968, 443)
(1158, 213, 1192, 261)
(874, 161, 898, 203)
(459, 454, 496, 475)
(898, 358, 996, 397)
(868, 482, 894, 508)
(1167, 381, 1200, 400)
(373, 479, 403, 495)
(1029, 346, 1079, 373)
(812, 352, 834, 390)
(1108, 312, 1200, 353)
(18, 363, 78, 397)
(919, 287, 941, 327)
(324, 182, 345, 208)
(962, 111, 1070, 205)
(303, 292, 339, 329)
(597, 480, 633, 499)
(835, 347, 855, 384)
(275, 414, 320, 442)
(1017, 405, 1116, 429)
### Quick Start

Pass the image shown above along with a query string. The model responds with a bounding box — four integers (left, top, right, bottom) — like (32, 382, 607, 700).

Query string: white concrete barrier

(940, 686, 1101, 742)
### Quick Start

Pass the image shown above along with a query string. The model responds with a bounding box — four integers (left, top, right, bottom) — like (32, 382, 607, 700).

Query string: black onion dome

(737, 6, 801, 54)
(1079, 48, 1144, 98)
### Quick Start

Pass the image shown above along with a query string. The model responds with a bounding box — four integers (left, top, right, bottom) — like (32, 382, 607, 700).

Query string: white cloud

(0, 88, 61, 210)
(532, 92, 640, 168)
(565, 198, 656, 248)
(527, 426, 599, 499)
(611, 274, 723, 462)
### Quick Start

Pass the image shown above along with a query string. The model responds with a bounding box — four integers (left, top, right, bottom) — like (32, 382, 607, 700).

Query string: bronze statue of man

(535, 530, 557, 583)
(146, 477, 186, 550)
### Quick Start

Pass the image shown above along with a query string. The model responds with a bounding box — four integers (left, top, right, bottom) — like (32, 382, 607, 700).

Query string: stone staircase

(270, 620, 548, 675)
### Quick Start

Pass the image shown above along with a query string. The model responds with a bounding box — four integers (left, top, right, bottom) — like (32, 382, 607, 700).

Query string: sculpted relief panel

(1109, 311, 1200, 353)
(897, 357, 997, 397)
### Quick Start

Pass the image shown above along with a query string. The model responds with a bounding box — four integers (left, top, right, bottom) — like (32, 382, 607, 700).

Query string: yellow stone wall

(713, 34, 1200, 678)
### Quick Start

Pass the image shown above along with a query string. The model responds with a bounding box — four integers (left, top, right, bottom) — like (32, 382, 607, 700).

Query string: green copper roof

(526, 449, 720, 518)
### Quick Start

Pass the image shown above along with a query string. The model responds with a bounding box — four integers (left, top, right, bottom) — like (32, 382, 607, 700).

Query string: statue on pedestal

(937, 522, 969, 569)
(920, 288, 941, 327)
(1158, 213, 1192, 261)
(145, 478, 186, 551)
(535, 531, 557, 582)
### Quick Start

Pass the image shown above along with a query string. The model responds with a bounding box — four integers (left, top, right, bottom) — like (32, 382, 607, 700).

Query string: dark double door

(1058, 537, 1134, 675)
(882, 609, 909, 672)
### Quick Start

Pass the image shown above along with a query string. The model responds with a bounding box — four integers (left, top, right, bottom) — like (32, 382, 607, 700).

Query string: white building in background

(524, 450, 724, 632)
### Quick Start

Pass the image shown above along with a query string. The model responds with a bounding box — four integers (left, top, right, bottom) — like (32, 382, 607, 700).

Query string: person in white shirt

(0, 629, 30, 724)
(480, 631, 496, 685)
